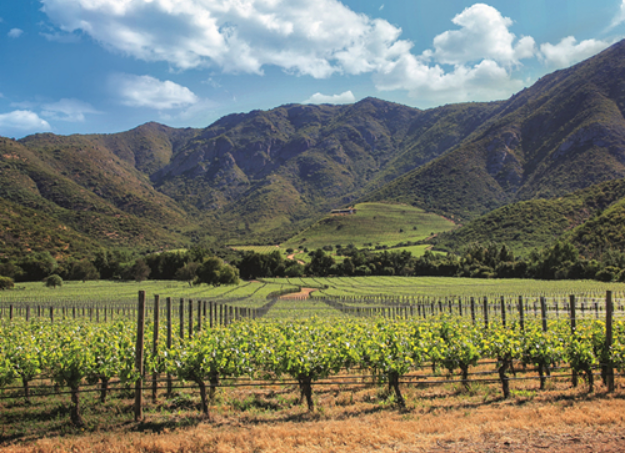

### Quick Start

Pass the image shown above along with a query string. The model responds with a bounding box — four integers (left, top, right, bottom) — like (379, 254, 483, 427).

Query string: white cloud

(539, 36, 615, 70)
(426, 4, 535, 66)
(41, 0, 410, 78)
(304, 91, 356, 104)
(40, 98, 99, 122)
(0, 110, 52, 137)
(375, 55, 525, 105)
(8, 28, 24, 39)
(110, 74, 199, 110)
(609, 0, 625, 29)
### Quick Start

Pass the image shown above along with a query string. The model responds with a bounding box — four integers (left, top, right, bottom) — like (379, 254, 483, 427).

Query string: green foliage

(195, 257, 240, 286)
(0, 276, 14, 290)
(44, 274, 63, 289)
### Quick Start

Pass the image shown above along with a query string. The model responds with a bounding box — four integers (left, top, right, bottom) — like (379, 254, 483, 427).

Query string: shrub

(0, 276, 14, 290)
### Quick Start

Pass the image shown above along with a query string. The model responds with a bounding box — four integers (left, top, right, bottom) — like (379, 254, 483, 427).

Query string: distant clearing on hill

(280, 202, 456, 251)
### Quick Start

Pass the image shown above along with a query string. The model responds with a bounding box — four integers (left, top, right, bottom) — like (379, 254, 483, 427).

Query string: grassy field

(4, 278, 624, 309)
(0, 280, 294, 306)
(229, 245, 284, 254)
(267, 276, 625, 299)
(280, 202, 456, 250)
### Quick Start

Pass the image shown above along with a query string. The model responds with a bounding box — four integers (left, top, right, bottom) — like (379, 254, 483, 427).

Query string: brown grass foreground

(3, 377, 625, 453)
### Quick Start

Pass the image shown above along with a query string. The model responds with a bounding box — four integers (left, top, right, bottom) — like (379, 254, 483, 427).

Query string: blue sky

(1, 0, 624, 138)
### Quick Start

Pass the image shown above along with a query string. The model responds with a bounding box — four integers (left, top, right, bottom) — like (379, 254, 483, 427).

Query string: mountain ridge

(3, 40, 625, 254)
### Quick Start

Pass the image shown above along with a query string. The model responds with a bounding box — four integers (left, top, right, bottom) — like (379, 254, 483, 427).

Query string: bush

(0, 276, 14, 290)
(595, 267, 619, 282)
(44, 274, 63, 289)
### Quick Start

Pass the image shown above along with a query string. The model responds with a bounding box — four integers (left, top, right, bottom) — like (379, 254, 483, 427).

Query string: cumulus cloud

(0, 110, 52, 137)
(111, 74, 199, 110)
(539, 36, 615, 70)
(8, 28, 24, 39)
(40, 98, 99, 122)
(425, 4, 536, 66)
(40, 0, 411, 78)
(375, 55, 525, 105)
(304, 91, 356, 104)
(38, 1, 616, 108)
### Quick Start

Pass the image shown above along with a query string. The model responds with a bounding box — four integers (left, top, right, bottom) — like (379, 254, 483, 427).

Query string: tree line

(1, 240, 624, 289)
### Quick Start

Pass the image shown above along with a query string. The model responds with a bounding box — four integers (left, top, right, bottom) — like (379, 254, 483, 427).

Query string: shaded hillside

(367, 40, 625, 220)
(152, 98, 499, 240)
(435, 178, 625, 255)
(0, 135, 191, 251)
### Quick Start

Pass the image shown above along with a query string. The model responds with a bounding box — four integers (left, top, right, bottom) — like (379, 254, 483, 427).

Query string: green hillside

(0, 197, 100, 260)
(435, 178, 625, 255)
(565, 196, 625, 255)
(280, 202, 456, 250)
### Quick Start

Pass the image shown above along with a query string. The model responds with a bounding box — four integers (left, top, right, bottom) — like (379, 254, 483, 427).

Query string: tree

(18, 252, 57, 282)
(175, 262, 200, 286)
(196, 257, 239, 286)
(123, 259, 150, 282)
(307, 249, 335, 276)
(67, 260, 100, 282)
(45, 274, 63, 289)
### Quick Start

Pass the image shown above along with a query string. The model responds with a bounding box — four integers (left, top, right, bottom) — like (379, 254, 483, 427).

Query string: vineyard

(2, 278, 625, 451)
(1, 282, 625, 438)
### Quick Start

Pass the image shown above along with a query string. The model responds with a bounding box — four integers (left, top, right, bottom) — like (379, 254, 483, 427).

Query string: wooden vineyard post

(483, 297, 489, 329)
(9, 305, 12, 321)
(197, 300, 202, 332)
(540, 297, 548, 333)
(209, 302, 214, 328)
(500, 296, 506, 327)
(179, 298, 185, 340)
(152, 295, 160, 404)
(229, 306, 234, 325)
(518, 296, 525, 331)
(570, 295, 578, 388)
(458, 298, 463, 317)
(470, 297, 476, 325)
(188, 299, 193, 338)
(134, 291, 146, 422)
(605, 291, 615, 392)
(50, 306, 54, 323)
(26, 305, 30, 322)
(166, 297, 173, 398)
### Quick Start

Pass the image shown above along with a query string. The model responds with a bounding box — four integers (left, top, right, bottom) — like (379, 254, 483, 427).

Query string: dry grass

(3, 374, 625, 453)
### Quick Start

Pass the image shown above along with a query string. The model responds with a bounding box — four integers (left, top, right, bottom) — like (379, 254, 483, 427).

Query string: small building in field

(331, 207, 357, 215)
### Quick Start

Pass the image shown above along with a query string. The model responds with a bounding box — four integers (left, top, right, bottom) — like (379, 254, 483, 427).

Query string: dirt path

(287, 250, 306, 265)
(280, 287, 317, 299)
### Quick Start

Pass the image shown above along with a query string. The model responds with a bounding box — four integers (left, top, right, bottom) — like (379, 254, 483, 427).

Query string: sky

(1, 0, 625, 138)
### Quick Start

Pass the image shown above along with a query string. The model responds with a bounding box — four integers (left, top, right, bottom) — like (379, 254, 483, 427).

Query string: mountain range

(3, 40, 625, 260)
